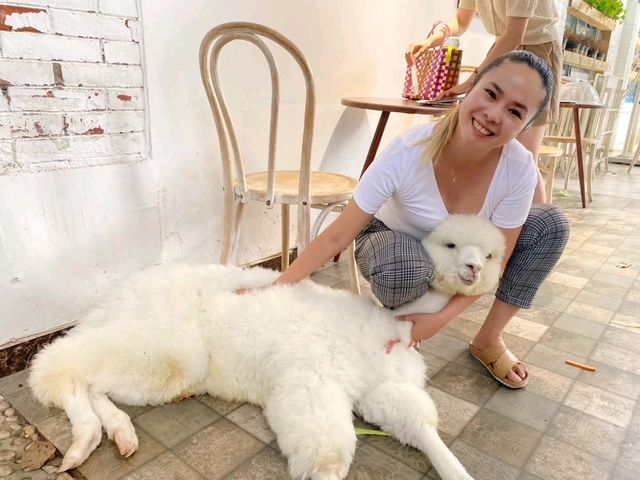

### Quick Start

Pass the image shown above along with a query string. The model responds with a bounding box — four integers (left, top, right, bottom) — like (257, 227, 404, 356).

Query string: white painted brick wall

(0, 112, 66, 138)
(15, 132, 144, 164)
(0, 92, 9, 112)
(0, 59, 54, 85)
(98, 0, 137, 17)
(8, 0, 95, 10)
(7, 87, 106, 112)
(1, 32, 102, 62)
(65, 111, 144, 134)
(103, 40, 140, 64)
(0, 140, 12, 166)
(50, 9, 134, 41)
(127, 19, 140, 42)
(2, 7, 49, 32)
(61, 63, 143, 87)
(107, 88, 144, 110)
(0, 1, 147, 173)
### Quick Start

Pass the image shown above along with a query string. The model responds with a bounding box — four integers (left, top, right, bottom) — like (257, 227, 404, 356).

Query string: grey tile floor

(1, 163, 639, 479)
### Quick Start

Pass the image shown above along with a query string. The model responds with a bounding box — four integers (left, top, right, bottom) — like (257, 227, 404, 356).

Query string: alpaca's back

(30, 263, 424, 409)
(30, 263, 267, 407)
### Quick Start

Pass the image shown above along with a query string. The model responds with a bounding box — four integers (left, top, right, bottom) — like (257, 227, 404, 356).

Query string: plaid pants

(355, 204, 570, 309)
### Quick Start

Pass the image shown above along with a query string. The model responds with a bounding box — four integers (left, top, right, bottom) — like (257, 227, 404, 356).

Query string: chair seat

(539, 145, 562, 157)
(544, 135, 598, 145)
(241, 170, 358, 205)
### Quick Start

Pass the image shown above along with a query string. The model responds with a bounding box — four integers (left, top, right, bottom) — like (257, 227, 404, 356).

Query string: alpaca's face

(422, 215, 506, 296)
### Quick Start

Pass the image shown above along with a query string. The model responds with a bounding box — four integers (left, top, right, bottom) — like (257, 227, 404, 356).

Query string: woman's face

(458, 62, 547, 149)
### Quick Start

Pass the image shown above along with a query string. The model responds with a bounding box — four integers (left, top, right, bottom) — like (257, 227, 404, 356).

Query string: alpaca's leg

(59, 388, 103, 472)
(89, 392, 138, 457)
(357, 382, 473, 480)
(265, 381, 356, 480)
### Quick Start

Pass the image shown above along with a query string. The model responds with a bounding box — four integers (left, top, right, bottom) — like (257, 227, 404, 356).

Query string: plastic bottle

(441, 37, 462, 92)
(443, 37, 460, 48)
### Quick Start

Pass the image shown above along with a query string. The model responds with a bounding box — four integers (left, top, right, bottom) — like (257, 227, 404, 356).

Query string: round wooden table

(341, 97, 449, 177)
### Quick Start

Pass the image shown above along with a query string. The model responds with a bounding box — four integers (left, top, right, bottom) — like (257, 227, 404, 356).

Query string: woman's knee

(369, 262, 433, 308)
(356, 231, 435, 308)
(526, 203, 570, 248)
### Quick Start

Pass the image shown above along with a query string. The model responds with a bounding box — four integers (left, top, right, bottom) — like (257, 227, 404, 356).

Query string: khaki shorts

(519, 41, 562, 126)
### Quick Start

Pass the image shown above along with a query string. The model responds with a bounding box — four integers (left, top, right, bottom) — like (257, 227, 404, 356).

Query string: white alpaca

(29, 214, 505, 480)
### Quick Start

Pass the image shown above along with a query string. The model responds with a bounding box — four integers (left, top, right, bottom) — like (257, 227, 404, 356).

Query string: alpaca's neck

(393, 287, 452, 317)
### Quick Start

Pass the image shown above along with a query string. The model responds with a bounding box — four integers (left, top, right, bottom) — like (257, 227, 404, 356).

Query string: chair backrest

(548, 74, 622, 143)
(582, 74, 608, 139)
(199, 22, 315, 210)
(598, 74, 625, 134)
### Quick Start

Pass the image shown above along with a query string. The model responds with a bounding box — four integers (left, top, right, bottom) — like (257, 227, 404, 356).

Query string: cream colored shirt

(458, 0, 561, 45)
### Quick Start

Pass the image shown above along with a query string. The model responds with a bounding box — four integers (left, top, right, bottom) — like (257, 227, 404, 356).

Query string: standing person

(253, 51, 569, 389)
(406, 0, 562, 204)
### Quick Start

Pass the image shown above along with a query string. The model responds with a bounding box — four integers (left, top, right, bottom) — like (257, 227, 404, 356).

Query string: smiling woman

(259, 51, 570, 390)
(408, 0, 563, 204)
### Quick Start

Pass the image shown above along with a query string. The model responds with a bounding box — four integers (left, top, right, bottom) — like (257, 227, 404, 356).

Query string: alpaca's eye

(446, 243, 456, 249)
(486, 253, 493, 259)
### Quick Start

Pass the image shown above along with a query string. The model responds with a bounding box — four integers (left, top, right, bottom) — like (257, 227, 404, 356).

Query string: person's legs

(355, 219, 435, 309)
(519, 41, 561, 204)
(471, 204, 570, 385)
(517, 124, 547, 204)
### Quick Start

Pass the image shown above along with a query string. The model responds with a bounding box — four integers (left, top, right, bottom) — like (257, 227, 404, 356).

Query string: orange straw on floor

(565, 359, 597, 372)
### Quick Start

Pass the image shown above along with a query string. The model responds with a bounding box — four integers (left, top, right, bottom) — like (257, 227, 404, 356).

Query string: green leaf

(354, 427, 392, 437)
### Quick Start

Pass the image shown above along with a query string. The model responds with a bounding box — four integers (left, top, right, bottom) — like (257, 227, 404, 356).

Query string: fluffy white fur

(29, 214, 505, 480)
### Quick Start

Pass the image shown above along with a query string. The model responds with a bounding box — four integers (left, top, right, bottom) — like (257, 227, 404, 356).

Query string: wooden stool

(538, 145, 562, 203)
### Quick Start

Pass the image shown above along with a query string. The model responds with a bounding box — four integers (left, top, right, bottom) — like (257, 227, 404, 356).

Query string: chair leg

(230, 199, 245, 265)
(629, 143, 640, 173)
(296, 202, 311, 254)
(346, 241, 361, 295)
(587, 147, 597, 203)
(546, 157, 557, 203)
(563, 157, 573, 192)
(220, 191, 235, 265)
(281, 204, 290, 271)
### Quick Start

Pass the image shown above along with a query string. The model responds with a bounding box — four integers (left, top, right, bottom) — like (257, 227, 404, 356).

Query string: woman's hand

(437, 76, 474, 100)
(395, 311, 449, 343)
(405, 39, 432, 66)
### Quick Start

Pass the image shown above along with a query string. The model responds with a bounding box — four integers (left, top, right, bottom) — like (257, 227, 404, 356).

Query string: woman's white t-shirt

(353, 123, 538, 239)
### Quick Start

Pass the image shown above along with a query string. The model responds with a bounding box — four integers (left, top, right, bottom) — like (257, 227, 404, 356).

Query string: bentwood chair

(199, 22, 360, 292)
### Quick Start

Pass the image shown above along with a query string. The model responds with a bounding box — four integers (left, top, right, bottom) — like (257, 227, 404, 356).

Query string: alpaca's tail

(29, 341, 139, 471)
(418, 428, 473, 480)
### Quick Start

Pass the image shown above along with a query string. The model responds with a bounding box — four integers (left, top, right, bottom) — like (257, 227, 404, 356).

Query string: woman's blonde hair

(420, 104, 460, 163)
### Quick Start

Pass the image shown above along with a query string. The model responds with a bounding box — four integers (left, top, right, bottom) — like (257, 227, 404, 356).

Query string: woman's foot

(469, 337, 528, 388)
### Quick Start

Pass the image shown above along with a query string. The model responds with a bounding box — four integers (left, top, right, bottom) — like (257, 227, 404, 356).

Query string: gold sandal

(469, 342, 529, 389)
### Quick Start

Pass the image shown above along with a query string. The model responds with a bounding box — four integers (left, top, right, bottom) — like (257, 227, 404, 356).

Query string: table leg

(334, 111, 391, 264)
(359, 111, 390, 178)
(572, 108, 587, 208)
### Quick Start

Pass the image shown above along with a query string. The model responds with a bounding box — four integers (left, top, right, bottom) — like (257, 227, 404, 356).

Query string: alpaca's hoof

(59, 427, 102, 471)
(113, 425, 139, 457)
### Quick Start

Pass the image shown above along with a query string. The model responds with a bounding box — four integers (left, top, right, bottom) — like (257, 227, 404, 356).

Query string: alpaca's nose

(466, 263, 482, 274)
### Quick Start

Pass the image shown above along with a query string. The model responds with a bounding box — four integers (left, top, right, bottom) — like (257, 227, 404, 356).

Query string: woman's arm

(397, 225, 522, 342)
(405, 8, 476, 64)
(274, 200, 373, 286)
(475, 15, 529, 73)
